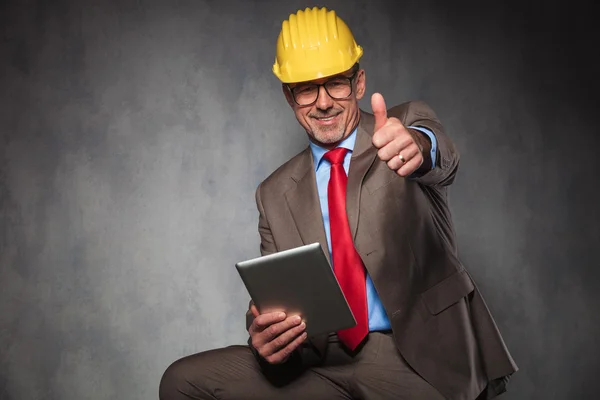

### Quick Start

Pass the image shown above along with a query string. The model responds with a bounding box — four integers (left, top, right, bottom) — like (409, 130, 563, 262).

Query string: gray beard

(312, 127, 345, 144)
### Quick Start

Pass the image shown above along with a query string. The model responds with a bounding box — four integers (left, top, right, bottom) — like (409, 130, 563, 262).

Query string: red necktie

(324, 147, 368, 350)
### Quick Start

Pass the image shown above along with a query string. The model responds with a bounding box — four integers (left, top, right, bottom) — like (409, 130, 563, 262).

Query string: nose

(315, 85, 334, 111)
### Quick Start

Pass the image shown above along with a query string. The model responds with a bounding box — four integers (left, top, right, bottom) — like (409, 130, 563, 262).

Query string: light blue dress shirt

(309, 125, 437, 331)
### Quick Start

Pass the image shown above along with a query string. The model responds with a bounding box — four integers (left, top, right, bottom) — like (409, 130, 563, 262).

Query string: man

(160, 6, 517, 400)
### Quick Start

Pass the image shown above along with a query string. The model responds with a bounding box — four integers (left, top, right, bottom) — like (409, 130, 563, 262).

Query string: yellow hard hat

(272, 7, 363, 83)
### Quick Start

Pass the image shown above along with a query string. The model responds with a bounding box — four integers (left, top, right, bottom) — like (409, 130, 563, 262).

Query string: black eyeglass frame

(287, 71, 359, 106)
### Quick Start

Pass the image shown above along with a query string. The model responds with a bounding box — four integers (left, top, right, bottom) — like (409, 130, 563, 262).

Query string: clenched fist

(371, 93, 431, 176)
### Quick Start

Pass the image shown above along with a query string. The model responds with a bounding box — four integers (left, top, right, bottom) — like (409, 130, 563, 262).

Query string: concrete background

(1, 0, 598, 399)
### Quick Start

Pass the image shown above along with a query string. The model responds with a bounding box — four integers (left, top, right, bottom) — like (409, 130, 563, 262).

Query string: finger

(386, 144, 421, 171)
(376, 131, 414, 160)
(250, 304, 259, 318)
(264, 330, 309, 365)
(372, 117, 407, 149)
(253, 316, 304, 358)
(371, 92, 388, 132)
(372, 124, 395, 149)
(252, 314, 302, 347)
(397, 153, 424, 177)
(251, 311, 287, 333)
(261, 320, 307, 359)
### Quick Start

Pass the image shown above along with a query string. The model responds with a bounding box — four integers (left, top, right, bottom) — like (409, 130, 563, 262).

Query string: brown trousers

(159, 332, 446, 400)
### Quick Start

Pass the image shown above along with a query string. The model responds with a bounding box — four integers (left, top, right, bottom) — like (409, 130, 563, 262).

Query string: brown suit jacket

(246, 101, 518, 400)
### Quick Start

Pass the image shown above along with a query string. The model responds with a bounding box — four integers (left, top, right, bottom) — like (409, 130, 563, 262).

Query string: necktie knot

(324, 147, 348, 165)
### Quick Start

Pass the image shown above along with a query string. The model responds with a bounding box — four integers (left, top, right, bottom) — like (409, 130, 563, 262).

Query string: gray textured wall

(1, 0, 598, 399)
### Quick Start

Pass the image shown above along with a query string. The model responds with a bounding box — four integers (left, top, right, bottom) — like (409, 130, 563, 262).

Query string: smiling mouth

(313, 114, 339, 121)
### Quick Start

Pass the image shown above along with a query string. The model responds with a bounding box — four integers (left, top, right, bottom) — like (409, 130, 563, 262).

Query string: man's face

(283, 68, 366, 149)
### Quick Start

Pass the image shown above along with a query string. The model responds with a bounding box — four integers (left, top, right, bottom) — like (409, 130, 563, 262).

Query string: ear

(355, 69, 366, 100)
(282, 84, 295, 108)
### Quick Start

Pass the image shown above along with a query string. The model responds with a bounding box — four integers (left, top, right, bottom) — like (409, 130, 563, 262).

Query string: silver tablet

(236, 242, 356, 338)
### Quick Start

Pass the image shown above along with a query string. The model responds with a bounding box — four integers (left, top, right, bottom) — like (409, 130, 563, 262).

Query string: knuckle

(372, 135, 382, 147)
(280, 348, 291, 359)
(252, 334, 262, 346)
(273, 337, 286, 350)
(269, 334, 281, 346)
(267, 325, 279, 337)
(379, 126, 391, 139)
(252, 318, 263, 330)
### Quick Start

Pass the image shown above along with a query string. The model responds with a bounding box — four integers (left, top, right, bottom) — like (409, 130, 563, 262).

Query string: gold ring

(398, 153, 406, 163)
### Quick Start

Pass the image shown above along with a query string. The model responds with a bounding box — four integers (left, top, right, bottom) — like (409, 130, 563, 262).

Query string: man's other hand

(248, 304, 307, 364)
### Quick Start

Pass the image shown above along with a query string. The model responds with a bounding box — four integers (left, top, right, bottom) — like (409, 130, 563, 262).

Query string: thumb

(250, 304, 259, 318)
(371, 92, 388, 131)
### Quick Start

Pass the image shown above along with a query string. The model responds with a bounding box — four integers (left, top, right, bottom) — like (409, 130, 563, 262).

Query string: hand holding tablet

(236, 242, 356, 339)
(246, 303, 307, 364)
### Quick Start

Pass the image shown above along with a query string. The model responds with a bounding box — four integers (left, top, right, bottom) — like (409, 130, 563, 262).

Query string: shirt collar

(309, 128, 358, 171)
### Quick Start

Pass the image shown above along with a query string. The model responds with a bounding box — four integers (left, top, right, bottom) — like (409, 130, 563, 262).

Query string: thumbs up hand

(371, 93, 426, 177)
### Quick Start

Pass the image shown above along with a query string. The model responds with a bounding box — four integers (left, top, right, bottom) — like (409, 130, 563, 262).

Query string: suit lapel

(284, 149, 331, 263)
(347, 111, 378, 240)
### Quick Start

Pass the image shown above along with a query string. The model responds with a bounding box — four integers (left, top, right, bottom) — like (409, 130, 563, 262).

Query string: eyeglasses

(288, 72, 357, 106)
